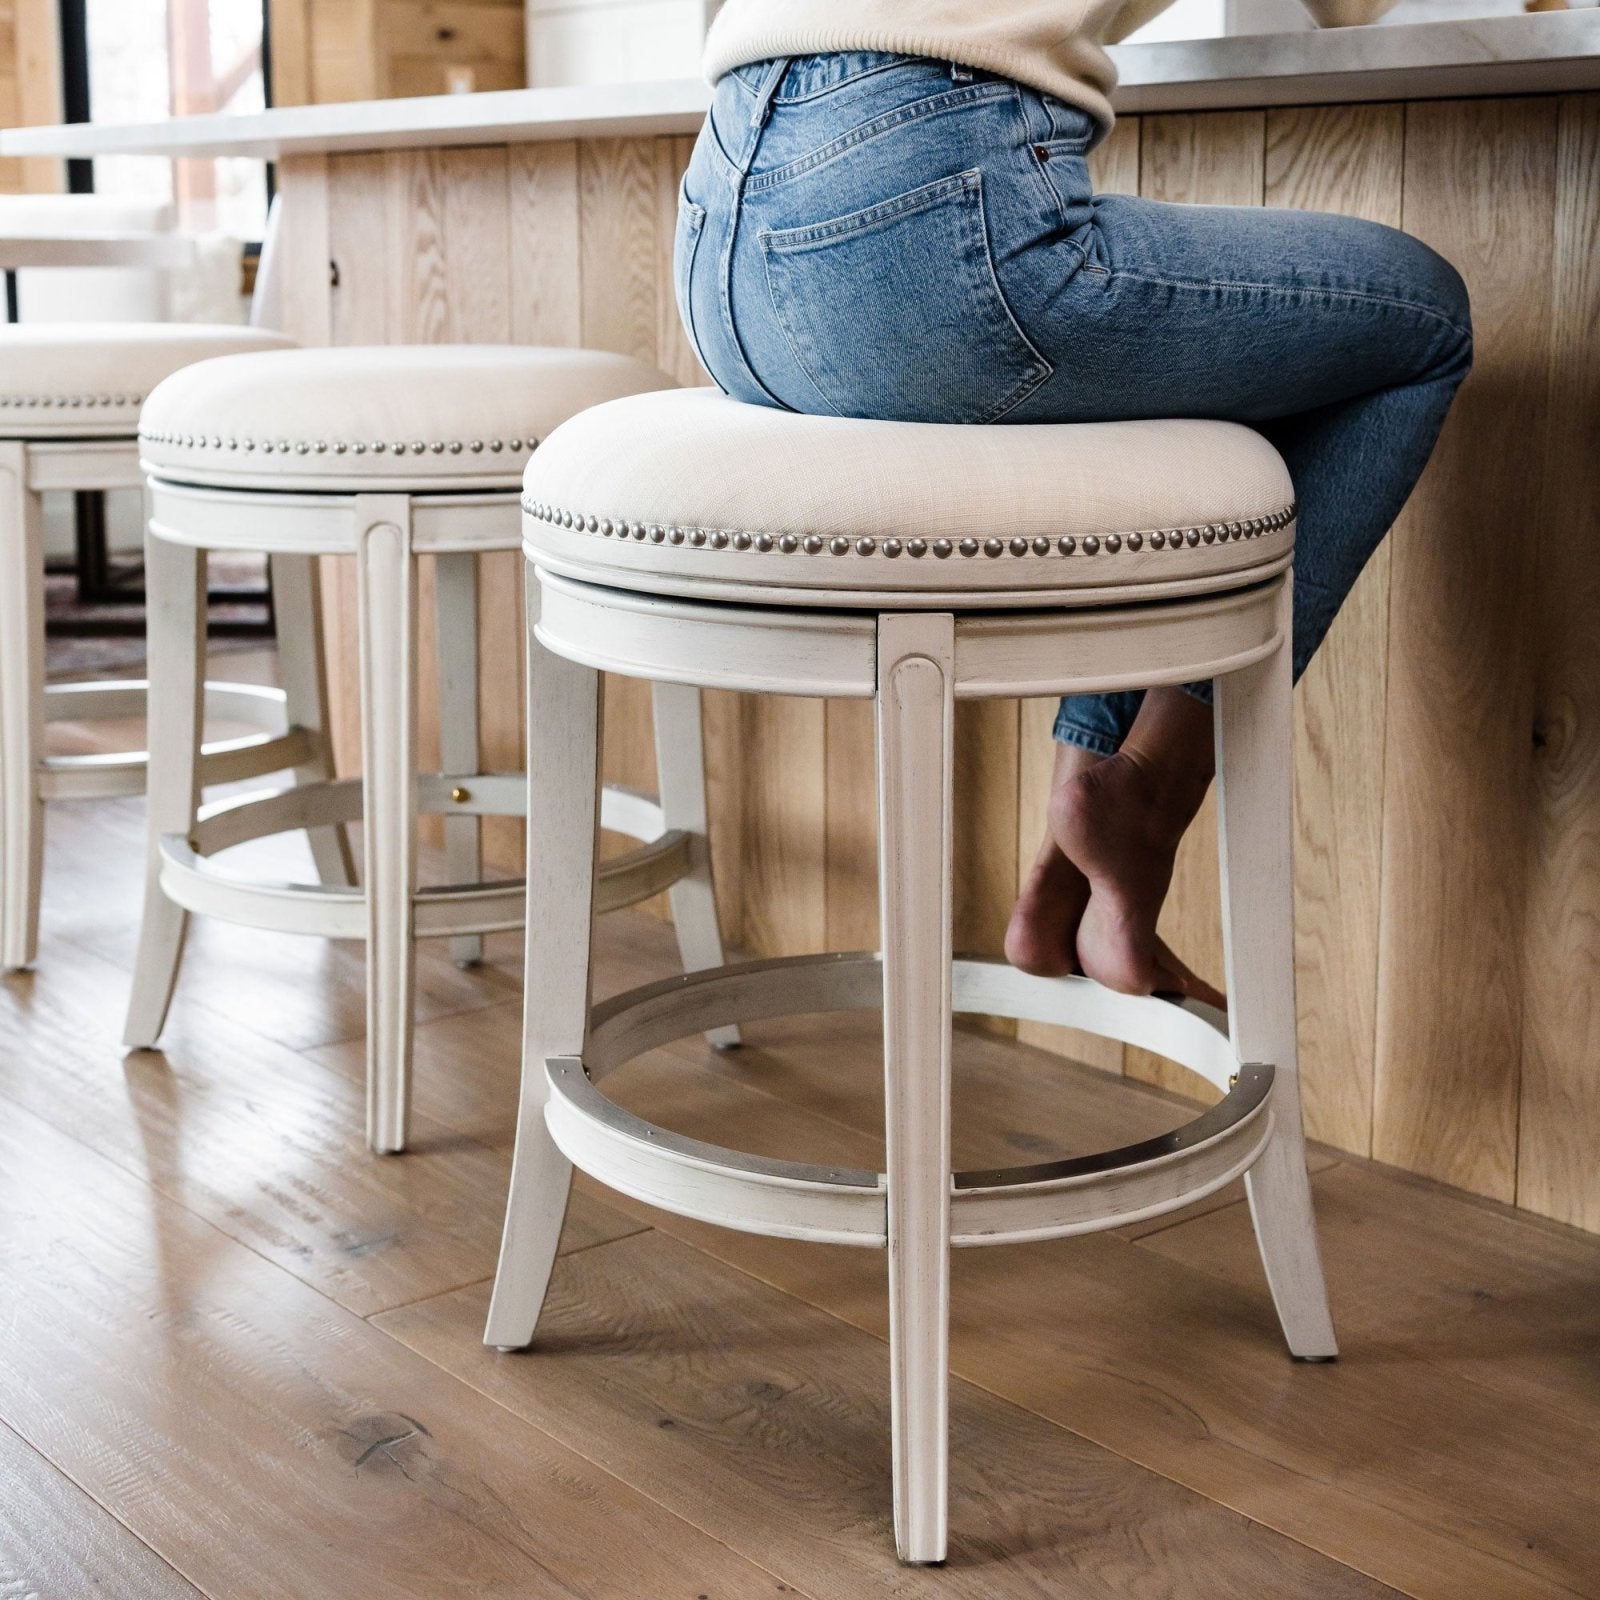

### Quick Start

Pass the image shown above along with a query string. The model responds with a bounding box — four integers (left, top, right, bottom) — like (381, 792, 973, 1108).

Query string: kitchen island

(6, 10, 1598, 1236)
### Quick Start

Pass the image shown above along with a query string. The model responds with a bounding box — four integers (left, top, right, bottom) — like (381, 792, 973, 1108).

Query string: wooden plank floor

(3, 654, 1598, 1598)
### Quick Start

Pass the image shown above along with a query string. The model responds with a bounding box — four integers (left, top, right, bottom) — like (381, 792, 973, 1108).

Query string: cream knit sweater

(704, 1, 1393, 134)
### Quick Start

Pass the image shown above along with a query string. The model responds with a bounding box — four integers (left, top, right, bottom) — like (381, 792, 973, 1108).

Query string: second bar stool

(125, 345, 734, 1152)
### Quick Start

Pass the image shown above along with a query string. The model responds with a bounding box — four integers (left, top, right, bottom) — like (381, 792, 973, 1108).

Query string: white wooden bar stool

(126, 346, 734, 1155)
(0, 322, 313, 972)
(488, 388, 1339, 1564)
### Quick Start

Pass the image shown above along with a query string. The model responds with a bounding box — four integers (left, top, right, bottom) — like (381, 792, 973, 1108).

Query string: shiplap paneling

(275, 93, 1600, 1233)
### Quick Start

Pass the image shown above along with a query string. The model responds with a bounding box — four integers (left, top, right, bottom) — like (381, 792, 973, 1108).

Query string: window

(65, 0, 269, 239)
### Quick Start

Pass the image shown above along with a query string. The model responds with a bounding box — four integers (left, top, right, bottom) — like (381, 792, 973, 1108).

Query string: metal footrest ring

(39, 679, 310, 800)
(545, 952, 1274, 1249)
(156, 775, 689, 940)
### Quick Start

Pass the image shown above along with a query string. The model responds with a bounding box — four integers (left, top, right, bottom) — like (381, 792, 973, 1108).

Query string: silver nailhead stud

(1031, 536, 1050, 555)
(906, 539, 927, 557)
(669, 527, 685, 544)
(1105, 534, 1122, 553)
(803, 536, 823, 555)
(470, 440, 484, 452)
(1009, 537, 1028, 557)
(959, 538, 979, 557)
(689, 529, 707, 547)
(734, 532, 752, 551)
(1202, 525, 1217, 544)
(756, 534, 774, 552)
(709, 531, 729, 549)
(856, 537, 875, 556)
(882, 538, 902, 558)
(829, 536, 850, 556)
(933, 539, 953, 558)
(1187, 528, 1202, 547)
(489, 440, 503, 452)
(448, 441, 463, 454)
(1083, 536, 1101, 555)
(1058, 537, 1075, 555)
(779, 534, 798, 553)
(599, 519, 613, 536)
(1150, 530, 1165, 548)
(1127, 532, 1143, 551)
(651, 526, 667, 543)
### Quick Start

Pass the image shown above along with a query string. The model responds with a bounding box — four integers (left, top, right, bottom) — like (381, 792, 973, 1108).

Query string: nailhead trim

(140, 427, 540, 459)
(522, 499, 1297, 560)
(1, 392, 141, 410)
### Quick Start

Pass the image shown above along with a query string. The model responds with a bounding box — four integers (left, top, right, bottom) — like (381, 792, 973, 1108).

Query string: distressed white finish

(0, 430, 314, 972)
(132, 473, 726, 1155)
(1218, 577, 1339, 1359)
(492, 541, 1335, 1560)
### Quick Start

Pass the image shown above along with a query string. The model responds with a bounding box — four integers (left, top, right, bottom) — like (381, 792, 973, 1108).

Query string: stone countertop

(2, 12, 1596, 161)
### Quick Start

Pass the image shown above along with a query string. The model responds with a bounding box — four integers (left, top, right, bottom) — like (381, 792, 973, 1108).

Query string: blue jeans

(676, 53, 1473, 754)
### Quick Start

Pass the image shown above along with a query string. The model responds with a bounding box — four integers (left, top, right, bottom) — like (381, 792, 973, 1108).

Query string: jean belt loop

(949, 61, 974, 83)
(733, 57, 789, 176)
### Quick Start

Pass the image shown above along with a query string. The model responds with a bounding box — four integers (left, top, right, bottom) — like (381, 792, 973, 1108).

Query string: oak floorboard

(544, 1014, 1596, 1600)
(0, 1103, 799, 1600)
(1135, 1156, 1600, 1418)
(377, 1234, 1398, 1599)
(0, 1418, 205, 1600)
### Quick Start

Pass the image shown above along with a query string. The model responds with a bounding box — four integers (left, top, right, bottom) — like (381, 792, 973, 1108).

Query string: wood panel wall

(274, 91, 1600, 1235)
(0, 0, 62, 194)
(269, 0, 525, 107)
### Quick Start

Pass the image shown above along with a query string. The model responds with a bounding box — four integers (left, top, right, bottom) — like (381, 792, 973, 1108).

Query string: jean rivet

(1034, 144, 1050, 163)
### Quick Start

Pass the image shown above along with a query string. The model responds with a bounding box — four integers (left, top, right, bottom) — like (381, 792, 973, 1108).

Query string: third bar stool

(125, 347, 734, 1153)
(488, 387, 1338, 1564)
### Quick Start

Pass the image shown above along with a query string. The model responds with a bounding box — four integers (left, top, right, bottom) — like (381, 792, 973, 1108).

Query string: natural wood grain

(0, 1418, 205, 1599)
(1264, 105, 1404, 1157)
(952, 698, 1019, 1039)
(379, 1235, 1399, 1597)
(0, 1102, 795, 1600)
(1087, 113, 1140, 195)
(596, 1125, 1599, 1600)
(1517, 94, 1600, 1231)
(655, 134, 707, 389)
(290, 103, 1600, 1236)
(1375, 98, 1555, 1200)
(1125, 110, 1265, 1095)
(824, 699, 879, 951)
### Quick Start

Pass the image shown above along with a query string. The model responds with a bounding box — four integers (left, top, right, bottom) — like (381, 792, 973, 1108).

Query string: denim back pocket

(758, 170, 1052, 424)
(673, 180, 708, 363)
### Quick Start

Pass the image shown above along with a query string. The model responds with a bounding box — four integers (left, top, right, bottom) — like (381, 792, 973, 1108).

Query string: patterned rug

(44, 552, 272, 681)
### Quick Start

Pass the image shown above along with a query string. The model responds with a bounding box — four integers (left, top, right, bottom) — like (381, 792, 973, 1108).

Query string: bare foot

(1047, 749, 1226, 1010)
(1004, 830, 1090, 977)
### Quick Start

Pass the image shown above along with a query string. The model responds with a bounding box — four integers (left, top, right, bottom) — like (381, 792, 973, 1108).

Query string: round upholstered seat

(0, 323, 296, 439)
(522, 387, 1297, 609)
(140, 345, 675, 493)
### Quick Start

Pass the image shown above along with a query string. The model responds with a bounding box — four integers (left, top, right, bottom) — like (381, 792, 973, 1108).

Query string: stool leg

(651, 681, 738, 1049)
(0, 441, 44, 971)
(876, 611, 954, 1565)
(1216, 575, 1338, 1361)
(435, 550, 483, 968)
(123, 534, 205, 1049)
(356, 496, 418, 1155)
(269, 553, 355, 888)
(484, 566, 596, 1351)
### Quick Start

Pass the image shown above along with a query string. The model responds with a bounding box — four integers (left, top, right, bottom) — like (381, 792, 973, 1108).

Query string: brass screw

(450, 785, 470, 804)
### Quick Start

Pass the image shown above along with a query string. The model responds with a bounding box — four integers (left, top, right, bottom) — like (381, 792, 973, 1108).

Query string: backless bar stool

(127, 347, 734, 1153)
(488, 388, 1338, 1563)
(0, 322, 317, 971)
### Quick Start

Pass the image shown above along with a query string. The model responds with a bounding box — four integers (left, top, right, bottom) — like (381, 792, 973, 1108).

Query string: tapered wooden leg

(435, 550, 483, 967)
(876, 611, 954, 1565)
(356, 496, 418, 1155)
(651, 680, 738, 1049)
(0, 441, 44, 971)
(123, 533, 205, 1048)
(1216, 574, 1338, 1361)
(484, 566, 597, 1351)
(269, 553, 355, 888)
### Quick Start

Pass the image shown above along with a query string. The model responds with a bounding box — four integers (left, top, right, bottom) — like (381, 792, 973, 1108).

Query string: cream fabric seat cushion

(523, 387, 1297, 605)
(0, 324, 295, 439)
(140, 345, 676, 493)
